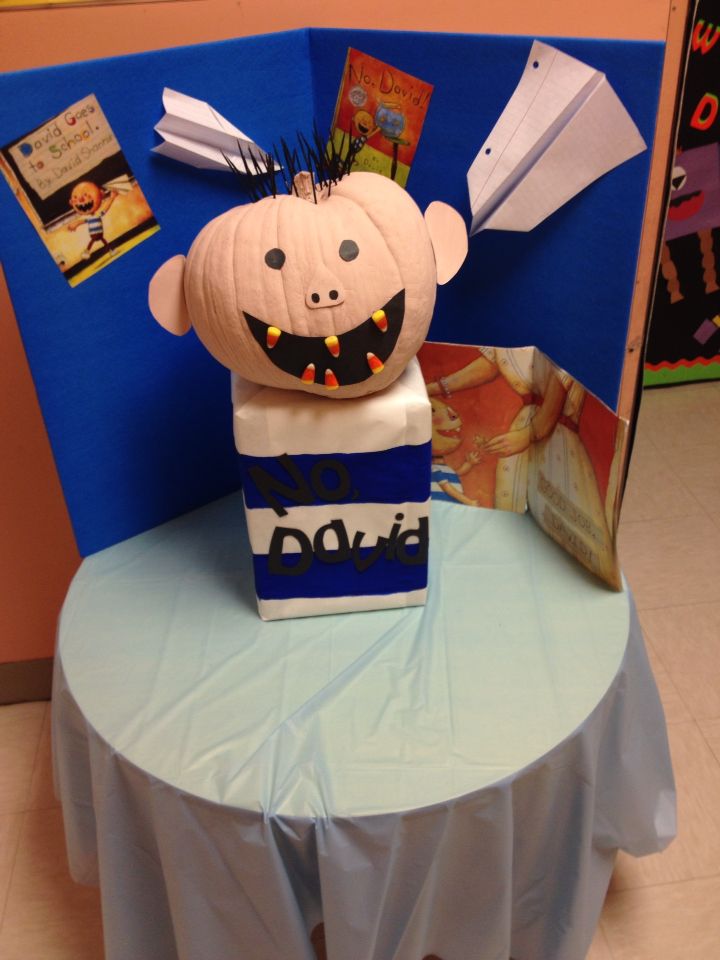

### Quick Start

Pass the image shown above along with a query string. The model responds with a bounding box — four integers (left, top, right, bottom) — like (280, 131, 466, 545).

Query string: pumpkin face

(150, 170, 467, 399)
(70, 180, 103, 215)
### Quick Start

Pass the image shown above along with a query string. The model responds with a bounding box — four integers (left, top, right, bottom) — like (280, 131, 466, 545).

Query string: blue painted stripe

(253, 545, 427, 600)
(239, 443, 431, 513)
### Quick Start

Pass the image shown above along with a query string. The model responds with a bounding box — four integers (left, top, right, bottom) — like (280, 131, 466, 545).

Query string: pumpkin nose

(305, 264, 345, 309)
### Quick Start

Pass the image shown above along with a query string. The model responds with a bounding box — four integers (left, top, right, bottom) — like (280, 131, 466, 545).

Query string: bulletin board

(645, 0, 720, 385)
(0, 28, 664, 555)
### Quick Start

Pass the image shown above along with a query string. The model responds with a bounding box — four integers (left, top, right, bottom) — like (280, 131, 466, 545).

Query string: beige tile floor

(1, 381, 720, 959)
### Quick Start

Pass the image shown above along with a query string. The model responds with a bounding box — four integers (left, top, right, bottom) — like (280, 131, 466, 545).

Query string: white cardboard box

(232, 359, 432, 620)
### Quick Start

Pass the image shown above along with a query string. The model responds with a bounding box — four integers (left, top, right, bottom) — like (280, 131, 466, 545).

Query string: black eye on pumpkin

(339, 239, 359, 262)
(265, 248, 286, 270)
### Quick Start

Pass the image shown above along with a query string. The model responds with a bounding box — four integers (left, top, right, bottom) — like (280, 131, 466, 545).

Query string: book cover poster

(0, 94, 159, 287)
(418, 341, 625, 589)
(329, 48, 433, 187)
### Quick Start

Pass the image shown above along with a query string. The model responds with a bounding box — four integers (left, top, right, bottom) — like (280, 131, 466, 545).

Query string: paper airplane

(467, 41, 647, 235)
(153, 88, 277, 173)
(103, 174, 135, 195)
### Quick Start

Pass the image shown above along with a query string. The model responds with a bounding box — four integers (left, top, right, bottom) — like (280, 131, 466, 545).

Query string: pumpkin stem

(293, 171, 316, 202)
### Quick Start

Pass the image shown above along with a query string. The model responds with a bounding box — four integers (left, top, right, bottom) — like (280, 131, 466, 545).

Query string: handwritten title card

(330, 49, 433, 187)
(0, 94, 159, 287)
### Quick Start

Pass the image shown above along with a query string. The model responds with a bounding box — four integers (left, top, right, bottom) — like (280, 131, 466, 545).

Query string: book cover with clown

(0, 94, 158, 287)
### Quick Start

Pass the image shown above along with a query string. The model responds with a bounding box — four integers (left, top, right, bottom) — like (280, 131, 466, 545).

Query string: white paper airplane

(467, 41, 647, 235)
(103, 174, 135, 195)
(153, 88, 277, 173)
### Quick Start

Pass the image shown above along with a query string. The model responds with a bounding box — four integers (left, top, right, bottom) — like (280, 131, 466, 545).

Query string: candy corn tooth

(266, 326, 282, 349)
(367, 352, 384, 374)
(301, 363, 316, 384)
(372, 309, 388, 333)
(325, 369, 340, 390)
(325, 335, 340, 358)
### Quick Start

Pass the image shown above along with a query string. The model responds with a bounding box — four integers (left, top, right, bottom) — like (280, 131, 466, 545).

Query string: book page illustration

(418, 341, 626, 589)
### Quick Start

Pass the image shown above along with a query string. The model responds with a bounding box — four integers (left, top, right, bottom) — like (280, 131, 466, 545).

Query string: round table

(52, 495, 675, 960)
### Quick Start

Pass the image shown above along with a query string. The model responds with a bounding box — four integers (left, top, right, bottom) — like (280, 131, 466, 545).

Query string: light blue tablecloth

(53, 495, 675, 960)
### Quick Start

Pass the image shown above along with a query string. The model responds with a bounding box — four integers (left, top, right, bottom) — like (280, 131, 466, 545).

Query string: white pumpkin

(150, 171, 467, 399)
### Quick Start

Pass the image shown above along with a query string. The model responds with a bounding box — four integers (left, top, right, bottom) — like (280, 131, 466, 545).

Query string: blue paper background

(0, 28, 663, 555)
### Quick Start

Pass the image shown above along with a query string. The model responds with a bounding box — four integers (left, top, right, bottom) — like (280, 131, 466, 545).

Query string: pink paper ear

(424, 202, 468, 285)
(148, 254, 191, 335)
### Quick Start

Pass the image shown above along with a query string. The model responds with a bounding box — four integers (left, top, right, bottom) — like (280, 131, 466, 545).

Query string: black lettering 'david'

(248, 454, 428, 576)
(268, 514, 429, 576)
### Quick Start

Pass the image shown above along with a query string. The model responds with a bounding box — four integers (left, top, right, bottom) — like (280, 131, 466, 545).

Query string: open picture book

(419, 341, 626, 589)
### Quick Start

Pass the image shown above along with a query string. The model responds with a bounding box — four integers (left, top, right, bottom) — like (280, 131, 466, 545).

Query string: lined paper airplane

(467, 41, 647, 235)
(153, 88, 275, 172)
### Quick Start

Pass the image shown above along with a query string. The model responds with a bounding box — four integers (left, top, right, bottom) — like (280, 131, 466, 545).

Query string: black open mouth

(244, 290, 405, 390)
(670, 188, 701, 207)
(74, 200, 96, 213)
(668, 188, 705, 222)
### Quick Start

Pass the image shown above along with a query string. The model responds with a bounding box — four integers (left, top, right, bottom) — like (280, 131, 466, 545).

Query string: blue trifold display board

(0, 28, 663, 556)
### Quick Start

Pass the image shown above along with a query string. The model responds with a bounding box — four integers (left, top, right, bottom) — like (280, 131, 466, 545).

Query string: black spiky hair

(223, 125, 362, 203)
